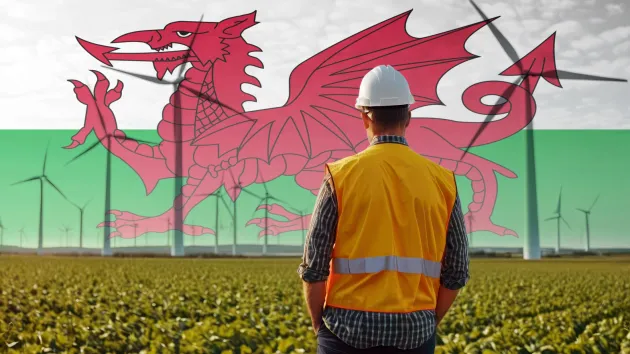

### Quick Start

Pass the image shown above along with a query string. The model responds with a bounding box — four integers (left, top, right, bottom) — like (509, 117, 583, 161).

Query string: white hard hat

(355, 65, 415, 110)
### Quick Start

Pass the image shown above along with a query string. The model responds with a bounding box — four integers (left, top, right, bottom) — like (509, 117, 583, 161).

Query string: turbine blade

(555, 70, 627, 82)
(226, 167, 238, 187)
(576, 208, 588, 213)
(12, 176, 40, 185)
(103, 66, 180, 85)
(544, 216, 559, 221)
(460, 77, 521, 159)
(269, 195, 288, 204)
(175, 14, 204, 79)
(259, 170, 269, 194)
(555, 186, 562, 214)
(469, 0, 520, 63)
(42, 143, 50, 175)
(44, 177, 69, 201)
(561, 216, 571, 230)
(251, 197, 267, 218)
(240, 188, 262, 199)
(589, 194, 600, 211)
(66, 139, 103, 166)
(218, 194, 234, 219)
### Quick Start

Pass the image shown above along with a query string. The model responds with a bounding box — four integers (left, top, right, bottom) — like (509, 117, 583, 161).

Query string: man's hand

(312, 318, 322, 334)
(302, 281, 327, 335)
(435, 286, 459, 327)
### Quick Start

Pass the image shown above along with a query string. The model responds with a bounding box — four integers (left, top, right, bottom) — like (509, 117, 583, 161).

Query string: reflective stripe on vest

(332, 256, 441, 279)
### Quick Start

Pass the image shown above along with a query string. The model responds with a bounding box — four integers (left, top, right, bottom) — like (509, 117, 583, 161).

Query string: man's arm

(436, 192, 470, 325)
(297, 175, 338, 333)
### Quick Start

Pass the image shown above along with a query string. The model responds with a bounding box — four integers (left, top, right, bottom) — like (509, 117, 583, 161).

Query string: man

(297, 65, 470, 353)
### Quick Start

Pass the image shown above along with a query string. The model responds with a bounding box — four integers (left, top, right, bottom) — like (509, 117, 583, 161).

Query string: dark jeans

(317, 323, 436, 354)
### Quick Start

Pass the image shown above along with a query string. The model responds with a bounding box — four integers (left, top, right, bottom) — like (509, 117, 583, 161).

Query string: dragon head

(76, 12, 259, 80)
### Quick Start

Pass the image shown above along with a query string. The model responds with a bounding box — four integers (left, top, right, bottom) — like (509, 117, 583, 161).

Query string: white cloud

(521, 19, 549, 32)
(605, 3, 624, 16)
(546, 20, 582, 37)
(0, 24, 26, 43)
(600, 26, 630, 43)
(561, 49, 580, 58)
(613, 41, 630, 55)
(589, 18, 605, 24)
(571, 34, 605, 51)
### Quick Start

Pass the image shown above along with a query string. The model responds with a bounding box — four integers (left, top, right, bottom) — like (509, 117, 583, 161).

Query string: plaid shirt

(297, 135, 470, 350)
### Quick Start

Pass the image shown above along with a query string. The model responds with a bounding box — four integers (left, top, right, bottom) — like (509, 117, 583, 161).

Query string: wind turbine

(13, 145, 69, 255)
(59, 225, 72, 248)
(225, 168, 244, 256)
(203, 187, 232, 254)
(18, 227, 25, 249)
(133, 223, 139, 247)
(66, 131, 154, 256)
(0, 217, 4, 248)
(577, 194, 599, 252)
(68, 198, 91, 251)
(245, 172, 289, 255)
(545, 186, 571, 254)
(466, 0, 627, 260)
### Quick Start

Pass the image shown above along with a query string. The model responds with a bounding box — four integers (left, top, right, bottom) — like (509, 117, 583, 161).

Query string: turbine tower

(576, 194, 599, 252)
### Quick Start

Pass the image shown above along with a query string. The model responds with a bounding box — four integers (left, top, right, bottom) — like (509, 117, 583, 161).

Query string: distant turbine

(201, 180, 232, 254)
(226, 168, 244, 256)
(18, 227, 25, 249)
(0, 217, 5, 247)
(576, 194, 600, 252)
(245, 171, 289, 255)
(59, 225, 72, 247)
(68, 198, 91, 251)
(133, 223, 139, 247)
(545, 186, 571, 254)
(13, 145, 69, 255)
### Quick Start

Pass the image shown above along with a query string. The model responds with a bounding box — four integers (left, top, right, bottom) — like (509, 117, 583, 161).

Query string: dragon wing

(192, 10, 496, 161)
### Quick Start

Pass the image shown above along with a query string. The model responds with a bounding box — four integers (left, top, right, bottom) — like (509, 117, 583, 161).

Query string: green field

(0, 256, 629, 353)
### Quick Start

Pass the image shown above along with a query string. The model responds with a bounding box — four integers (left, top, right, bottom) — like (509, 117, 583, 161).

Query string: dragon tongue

(153, 60, 182, 81)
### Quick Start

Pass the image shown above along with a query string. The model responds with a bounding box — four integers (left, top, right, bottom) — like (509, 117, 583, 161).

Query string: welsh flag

(0, 0, 627, 255)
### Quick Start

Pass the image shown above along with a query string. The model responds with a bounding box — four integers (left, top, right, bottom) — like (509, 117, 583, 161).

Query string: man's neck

(372, 131, 405, 138)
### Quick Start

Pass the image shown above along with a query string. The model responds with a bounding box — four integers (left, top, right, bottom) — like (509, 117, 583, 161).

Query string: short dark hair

(363, 105, 410, 129)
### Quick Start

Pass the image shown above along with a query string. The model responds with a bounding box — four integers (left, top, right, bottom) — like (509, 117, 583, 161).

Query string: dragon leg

(245, 154, 333, 237)
(99, 164, 224, 239)
(67, 71, 173, 194)
(424, 151, 518, 237)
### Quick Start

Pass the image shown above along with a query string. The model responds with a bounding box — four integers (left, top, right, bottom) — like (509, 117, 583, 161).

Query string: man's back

(298, 135, 470, 351)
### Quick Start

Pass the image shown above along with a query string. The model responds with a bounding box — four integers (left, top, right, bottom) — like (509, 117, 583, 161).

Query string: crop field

(0, 256, 629, 353)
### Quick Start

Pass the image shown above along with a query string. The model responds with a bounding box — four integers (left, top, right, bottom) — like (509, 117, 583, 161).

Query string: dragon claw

(248, 204, 311, 238)
(63, 140, 81, 149)
(98, 210, 215, 239)
(90, 70, 106, 81)
(67, 79, 84, 88)
(464, 212, 519, 238)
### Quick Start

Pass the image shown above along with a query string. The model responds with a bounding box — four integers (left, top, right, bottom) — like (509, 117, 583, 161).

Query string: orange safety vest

(324, 142, 457, 313)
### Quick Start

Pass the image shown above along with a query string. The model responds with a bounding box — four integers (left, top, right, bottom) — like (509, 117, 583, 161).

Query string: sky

(0, 0, 629, 130)
(0, 0, 628, 251)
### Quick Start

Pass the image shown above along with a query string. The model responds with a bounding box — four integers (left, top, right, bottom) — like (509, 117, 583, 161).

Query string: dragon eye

(176, 31, 192, 38)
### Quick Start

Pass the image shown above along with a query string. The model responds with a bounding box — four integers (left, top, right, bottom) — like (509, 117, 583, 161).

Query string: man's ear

(361, 111, 371, 129)
(216, 11, 258, 38)
(405, 111, 411, 127)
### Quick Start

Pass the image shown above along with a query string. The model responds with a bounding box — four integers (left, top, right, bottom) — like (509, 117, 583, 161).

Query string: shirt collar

(369, 135, 408, 146)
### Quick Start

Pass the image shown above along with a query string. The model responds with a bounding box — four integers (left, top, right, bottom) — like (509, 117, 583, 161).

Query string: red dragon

(66, 10, 561, 240)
